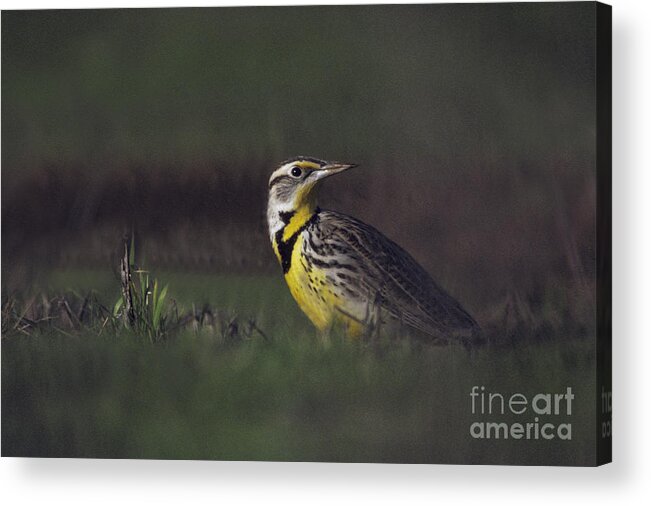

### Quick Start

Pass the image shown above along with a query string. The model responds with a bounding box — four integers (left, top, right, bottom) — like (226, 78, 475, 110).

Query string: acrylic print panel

(1, 2, 611, 466)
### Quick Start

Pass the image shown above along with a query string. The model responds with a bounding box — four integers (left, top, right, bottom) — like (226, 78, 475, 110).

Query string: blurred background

(1, 4, 599, 463)
(2, 4, 596, 315)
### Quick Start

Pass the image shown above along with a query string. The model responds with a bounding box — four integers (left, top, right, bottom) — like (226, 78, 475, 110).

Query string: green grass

(1, 329, 596, 464)
(45, 268, 311, 335)
(2, 269, 597, 465)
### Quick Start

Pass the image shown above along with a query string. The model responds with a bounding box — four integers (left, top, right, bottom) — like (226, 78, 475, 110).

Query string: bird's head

(266, 156, 357, 239)
(267, 156, 357, 213)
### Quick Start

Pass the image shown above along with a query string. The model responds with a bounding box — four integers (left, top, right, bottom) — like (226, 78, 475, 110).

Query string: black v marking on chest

(275, 210, 320, 274)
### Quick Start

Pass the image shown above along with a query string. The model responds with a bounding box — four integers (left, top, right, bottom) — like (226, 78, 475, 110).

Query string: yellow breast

(284, 234, 334, 331)
(274, 234, 363, 336)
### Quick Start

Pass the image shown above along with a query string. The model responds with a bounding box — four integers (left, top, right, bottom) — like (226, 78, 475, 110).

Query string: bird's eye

(290, 166, 303, 178)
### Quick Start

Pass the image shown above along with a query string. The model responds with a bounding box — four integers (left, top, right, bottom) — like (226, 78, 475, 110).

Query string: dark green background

(2, 4, 595, 174)
(2, 4, 600, 464)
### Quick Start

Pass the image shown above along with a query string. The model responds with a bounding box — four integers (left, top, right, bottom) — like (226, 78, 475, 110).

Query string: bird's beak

(314, 162, 358, 181)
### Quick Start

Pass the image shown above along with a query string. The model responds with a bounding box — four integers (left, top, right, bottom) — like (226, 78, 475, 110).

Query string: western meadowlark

(267, 156, 480, 344)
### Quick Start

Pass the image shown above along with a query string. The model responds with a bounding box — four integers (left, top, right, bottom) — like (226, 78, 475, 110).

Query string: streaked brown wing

(318, 211, 479, 340)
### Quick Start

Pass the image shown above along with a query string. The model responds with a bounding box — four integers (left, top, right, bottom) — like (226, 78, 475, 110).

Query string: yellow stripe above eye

(293, 161, 320, 170)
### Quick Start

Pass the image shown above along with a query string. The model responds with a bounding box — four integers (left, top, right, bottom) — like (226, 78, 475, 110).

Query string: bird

(266, 156, 480, 344)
